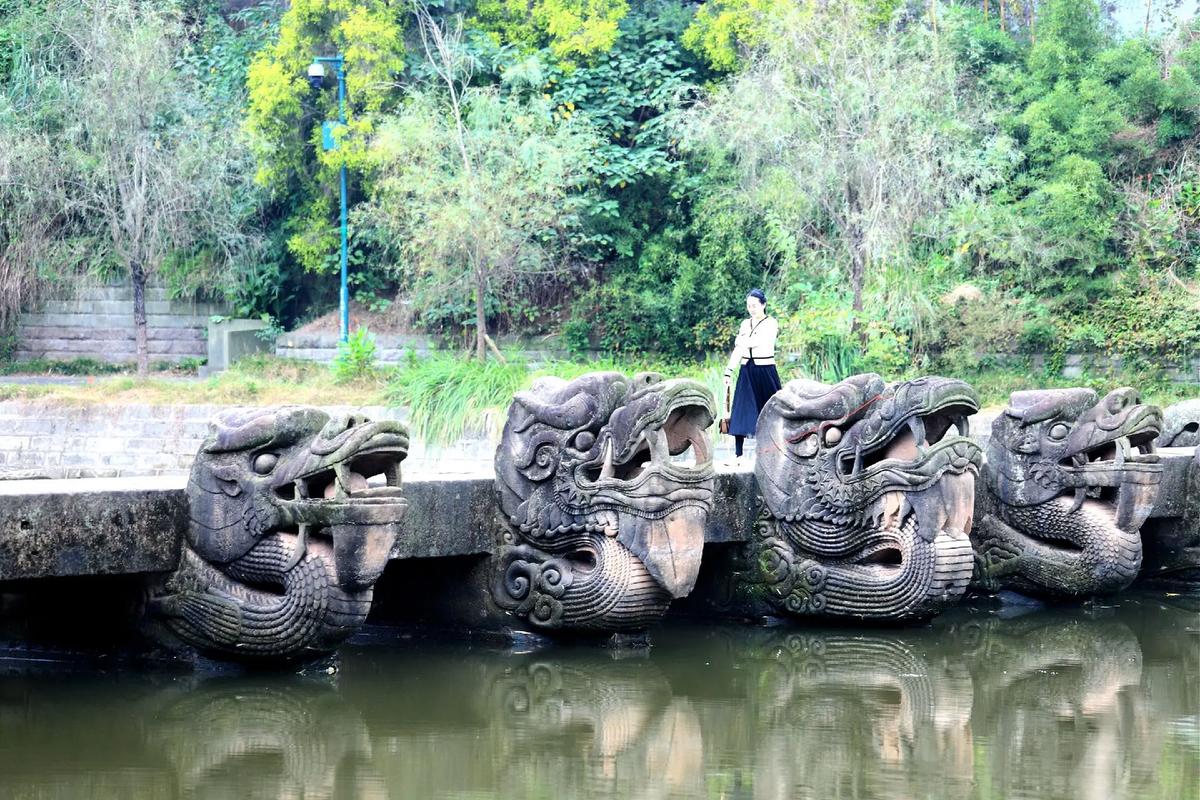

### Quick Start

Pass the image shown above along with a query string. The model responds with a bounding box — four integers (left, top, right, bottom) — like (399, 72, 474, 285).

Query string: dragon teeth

(908, 416, 927, 446)
(600, 440, 615, 480)
(325, 465, 367, 499)
(649, 427, 670, 464)
(1069, 486, 1087, 514)
(1115, 436, 1130, 467)
(879, 491, 907, 531)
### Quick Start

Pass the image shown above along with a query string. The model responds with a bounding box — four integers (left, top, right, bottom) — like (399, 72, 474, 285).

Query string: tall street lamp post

(307, 55, 350, 343)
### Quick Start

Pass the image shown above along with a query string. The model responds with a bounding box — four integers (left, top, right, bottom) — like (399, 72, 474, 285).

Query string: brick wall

(15, 281, 227, 365)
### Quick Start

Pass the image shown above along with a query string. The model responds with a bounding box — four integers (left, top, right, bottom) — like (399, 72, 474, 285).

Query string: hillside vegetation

(0, 0, 1197, 388)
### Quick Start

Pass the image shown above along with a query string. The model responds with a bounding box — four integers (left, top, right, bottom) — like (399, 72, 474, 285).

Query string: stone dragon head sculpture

(493, 371, 715, 632)
(973, 388, 1162, 598)
(750, 374, 982, 621)
(1157, 399, 1200, 447)
(152, 407, 409, 661)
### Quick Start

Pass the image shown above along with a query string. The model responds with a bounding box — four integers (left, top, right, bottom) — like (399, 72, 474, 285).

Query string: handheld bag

(719, 385, 731, 435)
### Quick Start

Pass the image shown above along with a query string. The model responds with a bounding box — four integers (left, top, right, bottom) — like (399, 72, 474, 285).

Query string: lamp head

(307, 62, 326, 90)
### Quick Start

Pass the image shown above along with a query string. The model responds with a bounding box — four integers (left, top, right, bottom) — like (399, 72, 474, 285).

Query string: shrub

(330, 328, 379, 384)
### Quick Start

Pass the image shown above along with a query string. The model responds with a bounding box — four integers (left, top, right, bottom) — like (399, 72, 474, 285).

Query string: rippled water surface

(1, 592, 1196, 800)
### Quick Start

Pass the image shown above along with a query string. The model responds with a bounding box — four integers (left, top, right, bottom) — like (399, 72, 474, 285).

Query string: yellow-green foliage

(472, 0, 629, 60)
(682, 0, 798, 72)
(245, 0, 405, 192)
(683, 0, 905, 72)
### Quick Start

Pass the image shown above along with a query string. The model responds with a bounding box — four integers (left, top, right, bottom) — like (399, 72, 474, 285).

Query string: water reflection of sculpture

(147, 407, 409, 662)
(1, 608, 1192, 800)
(938, 610, 1170, 800)
(734, 374, 982, 621)
(480, 656, 706, 798)
(972, 389, 1163, 599)
(0, 674, 384, 798)
(673, 627, 975, 800)
(150, 679, 385, 799)
(492, 372, 716, 633)
(336, 647, 708, 799)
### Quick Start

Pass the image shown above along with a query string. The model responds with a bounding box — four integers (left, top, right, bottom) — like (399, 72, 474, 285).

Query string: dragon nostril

(1107, 390, 1136, 414)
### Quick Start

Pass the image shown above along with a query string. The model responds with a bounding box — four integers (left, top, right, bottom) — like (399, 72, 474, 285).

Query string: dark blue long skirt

(728, 360, 782, 437)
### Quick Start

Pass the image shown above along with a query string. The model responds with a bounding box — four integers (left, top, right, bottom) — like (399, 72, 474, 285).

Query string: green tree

(360, 8, 598, 359)
(471, 0, 630, 60)
(244, 0, 406, 271)
(685, 5, 996, 330)
(0, 0, 258, 374)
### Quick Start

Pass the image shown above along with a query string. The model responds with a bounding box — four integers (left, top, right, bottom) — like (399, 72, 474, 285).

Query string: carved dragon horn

(203, 409, 279, 454)
(511, 391, 598, 432)
(1005, 389, 1098, 424)
(772, 374, 884, 421)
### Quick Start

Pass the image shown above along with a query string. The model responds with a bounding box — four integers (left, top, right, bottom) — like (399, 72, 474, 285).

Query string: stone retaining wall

(15, 281, 227, 366)
(0, 399, 980, 479)
(0, 400, 495, 478)
(275, 331, 569, 364)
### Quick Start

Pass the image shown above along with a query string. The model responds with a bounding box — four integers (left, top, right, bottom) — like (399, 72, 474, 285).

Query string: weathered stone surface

(13, 279, 226, 366)
(1140, 446, 1200, 586)
(148, 407, 410, 662)
(492, 371, 716, 632)
(205, 318, 271, 373)
(730, 374, 982, 622)
(393, 473, 495, 558)
(972, 388, 1162, 599)
(0, 439, 1190, 607)
(1158, 399, 1200, 447)
(0, 476, 186, 580)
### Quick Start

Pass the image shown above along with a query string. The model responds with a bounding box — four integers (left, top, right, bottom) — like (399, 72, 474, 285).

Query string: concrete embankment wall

(15, 281, 226, 366)
(275, 331, 569, 364)
(0, 452, 1193, 585)
(0, 401, 494, 478)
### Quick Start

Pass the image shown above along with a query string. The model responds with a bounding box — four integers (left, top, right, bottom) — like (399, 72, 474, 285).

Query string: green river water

(0, 592, 1196, 800)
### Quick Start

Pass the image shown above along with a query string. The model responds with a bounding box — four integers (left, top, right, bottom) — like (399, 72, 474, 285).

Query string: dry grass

(0, 357, 390, 407)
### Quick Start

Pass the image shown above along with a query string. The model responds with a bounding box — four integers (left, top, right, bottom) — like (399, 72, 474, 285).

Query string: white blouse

(725, 316, 778, 377)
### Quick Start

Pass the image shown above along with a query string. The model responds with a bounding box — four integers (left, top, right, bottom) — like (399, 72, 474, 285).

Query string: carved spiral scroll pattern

(493, 544, 574, 628)
(752, 508, 828, 616)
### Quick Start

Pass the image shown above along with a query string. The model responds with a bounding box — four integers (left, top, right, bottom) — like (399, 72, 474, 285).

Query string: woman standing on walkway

(723, 288, 781, 464)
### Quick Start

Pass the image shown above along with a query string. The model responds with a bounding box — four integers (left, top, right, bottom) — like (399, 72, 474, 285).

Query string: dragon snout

(1104, 388, 1140, 415)
(615, 504, 708, 597)
(330, 519, 404, 591)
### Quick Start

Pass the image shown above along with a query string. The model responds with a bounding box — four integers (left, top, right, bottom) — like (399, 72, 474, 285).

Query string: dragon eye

(823, 427, 842, 445)
(253, 453, 279, 474)
(574, 431, 595, 451)
(794, 433, 819, 457)
(1047, 423, 1070, 441)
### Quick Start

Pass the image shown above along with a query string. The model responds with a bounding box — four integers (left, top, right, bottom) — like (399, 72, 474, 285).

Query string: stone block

(0, 476, 186, 580)
(150, 327, 206, 342)
(206, 318, 272, 372)
(147, 339, 206, 356)
(20, 326, 132, 342)
(9, 419, 63, 435)
(86, 437, 132, 453)
(0, 435, 31, 451)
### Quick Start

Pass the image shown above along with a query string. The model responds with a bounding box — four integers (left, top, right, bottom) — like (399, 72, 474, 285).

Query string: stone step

(20, 326, 205, 342)
(16, 339, 206, 355)
(19, 313, 211, 329)
(36, 298, 224, 317)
